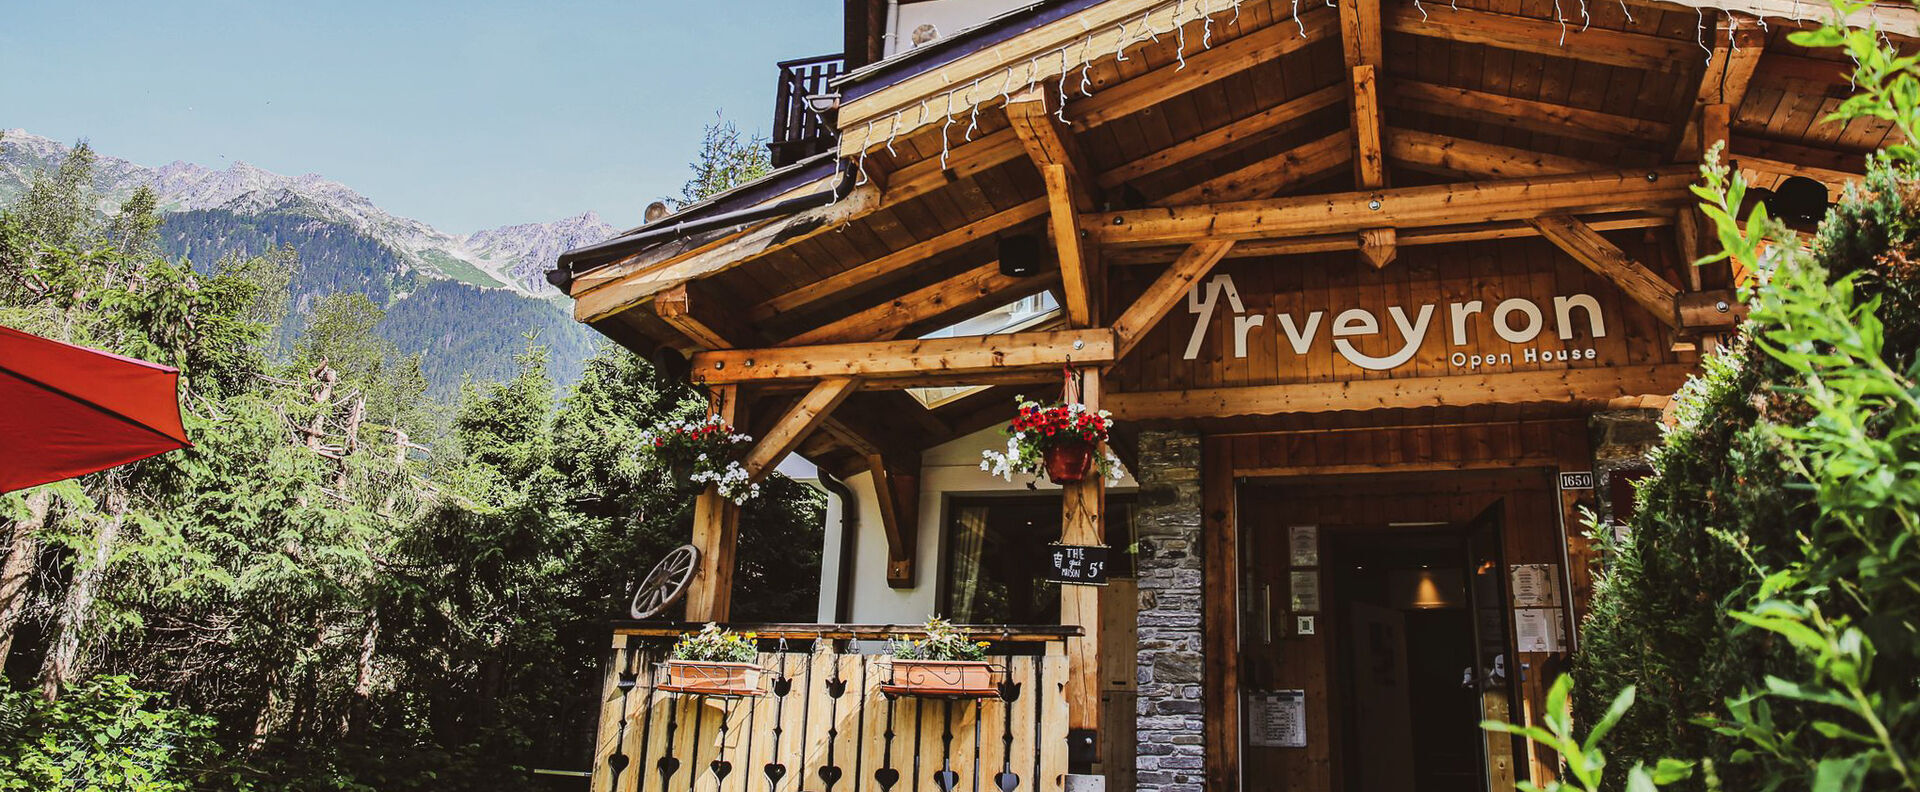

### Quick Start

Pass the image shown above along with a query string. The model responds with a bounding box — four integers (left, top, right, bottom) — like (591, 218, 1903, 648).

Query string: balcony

(593, 622, 1075, 792)
(769, 54, 846, 167)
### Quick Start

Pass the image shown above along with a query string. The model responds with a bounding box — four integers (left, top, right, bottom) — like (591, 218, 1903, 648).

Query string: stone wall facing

(1132, 430, 1205, 792)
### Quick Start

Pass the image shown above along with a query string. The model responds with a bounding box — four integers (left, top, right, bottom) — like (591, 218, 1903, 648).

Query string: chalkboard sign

(1044, 544, 1109, 586)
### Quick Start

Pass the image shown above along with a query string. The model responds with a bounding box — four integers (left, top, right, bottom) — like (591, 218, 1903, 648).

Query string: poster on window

(1509, 564, 1561, 607)
(1513, 607, 1567, 652)
(1289, 525, 1319, 567)
(1247, 690, 1308, 748)
(1289, 570, 1320, 613)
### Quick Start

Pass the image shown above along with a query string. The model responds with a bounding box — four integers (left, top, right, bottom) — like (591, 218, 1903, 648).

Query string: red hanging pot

(1044, 440, 1095, 484)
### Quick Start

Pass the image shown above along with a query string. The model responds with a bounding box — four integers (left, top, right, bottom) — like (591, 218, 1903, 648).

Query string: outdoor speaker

(1766, 176, 1830, 226)
(998, 234, 1046, 277)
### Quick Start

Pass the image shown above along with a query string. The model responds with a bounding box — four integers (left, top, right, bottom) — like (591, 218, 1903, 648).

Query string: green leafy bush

(0, 676, 230, 792)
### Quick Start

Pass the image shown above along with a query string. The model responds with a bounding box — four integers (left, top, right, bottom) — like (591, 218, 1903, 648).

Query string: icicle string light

(846, 0, 1247, 160)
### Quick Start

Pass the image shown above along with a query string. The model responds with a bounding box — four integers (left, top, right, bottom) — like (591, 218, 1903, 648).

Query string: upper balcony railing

(770, 54, 847, 167)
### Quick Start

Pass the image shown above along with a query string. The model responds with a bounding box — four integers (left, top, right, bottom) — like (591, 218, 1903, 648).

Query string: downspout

(819, 469, 859, 623)
(885, 0, 901, 57)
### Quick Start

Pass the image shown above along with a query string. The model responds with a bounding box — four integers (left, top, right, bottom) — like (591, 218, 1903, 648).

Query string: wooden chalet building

(550, 1, 1911, 791)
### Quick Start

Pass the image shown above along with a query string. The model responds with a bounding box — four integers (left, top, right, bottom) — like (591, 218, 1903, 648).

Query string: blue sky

(1, 0, 843, 233)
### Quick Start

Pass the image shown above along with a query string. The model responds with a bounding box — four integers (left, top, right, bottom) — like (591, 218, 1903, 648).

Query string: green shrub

(0, 676, 231, 792)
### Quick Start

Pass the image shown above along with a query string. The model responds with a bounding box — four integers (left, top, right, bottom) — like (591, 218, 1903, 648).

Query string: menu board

(1247, 690, 1307, 748)
(1289, 525, 1319, 566)
(1509, 564, 1561, 608)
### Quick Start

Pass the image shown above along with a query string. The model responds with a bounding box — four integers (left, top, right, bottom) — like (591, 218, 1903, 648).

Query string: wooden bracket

(1527, 215, 1682, 328)
(1112, 241, 1237, 361)
(868, 453, 920, 588)
(1358, 227, 1398, 269)
(741, 377, 859, 480)
(654, 281, 755, 350)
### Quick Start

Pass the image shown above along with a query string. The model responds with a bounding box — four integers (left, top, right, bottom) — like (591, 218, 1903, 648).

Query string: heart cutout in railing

(656, 756, 681, 783)
(818, 765, 843, 786)
(772, 677, 793, 697)
(874, 767, 900, 790)
(994, 770, 1020, 792)
(764, 763, 787, 786)
(996, 681, 1021, 702)
(933, 769, 960, 792)
(711, 760, 733, 781)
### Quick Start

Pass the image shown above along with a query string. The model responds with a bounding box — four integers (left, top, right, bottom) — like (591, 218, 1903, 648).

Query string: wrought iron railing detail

(594, 628, 1070, 792)
(770, 53, 847, 167)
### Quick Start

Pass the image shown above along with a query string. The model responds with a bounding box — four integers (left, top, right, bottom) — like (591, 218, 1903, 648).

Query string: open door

(1464, 500, 1525, 790)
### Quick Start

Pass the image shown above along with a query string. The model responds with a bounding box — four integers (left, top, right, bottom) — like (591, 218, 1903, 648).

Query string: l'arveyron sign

(1182, 273, 1609, 373)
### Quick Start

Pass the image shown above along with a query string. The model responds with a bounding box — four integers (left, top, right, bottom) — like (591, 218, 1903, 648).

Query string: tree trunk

(39, 485, 126, 701)
(344, 610, 379, 737)
(0, 489, 53, 666)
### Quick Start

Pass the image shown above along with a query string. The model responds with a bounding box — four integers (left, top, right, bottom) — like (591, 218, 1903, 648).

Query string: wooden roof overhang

(556, 0, 1915, 478)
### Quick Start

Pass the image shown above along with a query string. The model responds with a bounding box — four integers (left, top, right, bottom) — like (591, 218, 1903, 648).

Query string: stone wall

(1132, 430, 1205, 792)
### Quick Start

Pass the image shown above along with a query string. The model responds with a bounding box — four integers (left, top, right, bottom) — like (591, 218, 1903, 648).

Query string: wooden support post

(685, 386, 745, 621)
(1009, 88, 1101, 328)
(1060, 369, 1104, 768)
(1201, 437, 1240, 792)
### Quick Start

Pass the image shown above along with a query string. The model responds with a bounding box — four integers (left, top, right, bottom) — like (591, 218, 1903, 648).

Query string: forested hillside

(0, 125, 805, 791)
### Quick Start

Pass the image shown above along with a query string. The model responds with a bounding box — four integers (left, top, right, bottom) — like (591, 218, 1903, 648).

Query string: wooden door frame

(1201, 434, 1593, 792)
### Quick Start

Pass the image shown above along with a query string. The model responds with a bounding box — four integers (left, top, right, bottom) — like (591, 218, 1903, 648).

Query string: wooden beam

(691, 329, 1117, 384)
(1385, 3, 1696, 72)
(867, 453, 920, 587)
(1105, 365, 1700, 419)
(1387, 81, 1671, 145)
(1387, 127, 1606, 179)
(1102, 212, 1674, 265)
(1009, 83, 1098, 328)
(1350, 65, 1387, 189)
(686, 386, 745, 621)
(1528, 215, 1681, 327)
(1731, 134, 1868, 190)
(1086, 166, 1698, 246)
(653, 282, 753, 350)
(741, 377, 860, 479)
(1339, 0, 1384, 69)
(1060, 369, 1103, 734)
(574, 184, 880, 323)
(779, 262, 1059, 347)
(1112, 241, 1237, 360)
(1637, 0, 1920, 39)
(1071, 5, 1336, 129)
(1007, 89, 1097, 209)
(1674, 24, 1766, 160)
(1098, 83, 1347, 189)
(753, 196, 1050, 321)
(1678, 288, 1746, 328)
(1043, 164, 1099, 327)
(1156, 132, 1353, 206)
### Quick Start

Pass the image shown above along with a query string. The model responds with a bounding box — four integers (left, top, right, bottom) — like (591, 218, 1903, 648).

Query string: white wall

(886, 0, 1039, 57)
(811, 425, 1138, 626)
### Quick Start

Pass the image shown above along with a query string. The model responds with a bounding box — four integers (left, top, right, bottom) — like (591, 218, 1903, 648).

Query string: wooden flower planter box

(658, 660, 764, 697)
(882, 659, 999, 698)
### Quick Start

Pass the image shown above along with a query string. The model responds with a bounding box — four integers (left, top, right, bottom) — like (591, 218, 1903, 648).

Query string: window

(942, 494, 1136, 624)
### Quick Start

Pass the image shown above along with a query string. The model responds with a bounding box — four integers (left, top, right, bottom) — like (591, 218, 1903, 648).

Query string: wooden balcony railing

(593, 623, 1077, 792)
(769, 54, 846, 167)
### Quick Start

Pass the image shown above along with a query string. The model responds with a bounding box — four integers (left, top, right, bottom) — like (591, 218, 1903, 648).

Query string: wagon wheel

(630, 544, 700, 619)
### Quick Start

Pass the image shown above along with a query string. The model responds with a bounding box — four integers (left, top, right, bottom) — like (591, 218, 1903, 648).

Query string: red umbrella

(0, 325, 191, 494)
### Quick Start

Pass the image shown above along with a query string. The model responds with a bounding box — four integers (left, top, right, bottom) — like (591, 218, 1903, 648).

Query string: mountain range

(0, 128, 618, 395)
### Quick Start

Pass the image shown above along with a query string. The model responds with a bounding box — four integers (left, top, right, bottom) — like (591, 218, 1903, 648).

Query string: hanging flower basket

(1043, 440, 1096, 484)
(659, 624, 764, 697)
(881, 617, 1001, 699)
(980, 392, 1122, 486)
(639, 414, 759, 503)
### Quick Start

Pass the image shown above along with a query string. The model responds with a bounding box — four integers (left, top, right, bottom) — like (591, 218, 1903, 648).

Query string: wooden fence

(593, 639, 1069, 792)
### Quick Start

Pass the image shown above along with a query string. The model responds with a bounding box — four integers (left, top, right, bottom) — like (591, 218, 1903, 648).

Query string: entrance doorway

(1327, 525, 1481, 792)
(1236, 471, 1547, 792)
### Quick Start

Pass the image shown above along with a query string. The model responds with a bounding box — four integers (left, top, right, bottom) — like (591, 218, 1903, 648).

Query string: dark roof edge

(836, 0, 1105, 104)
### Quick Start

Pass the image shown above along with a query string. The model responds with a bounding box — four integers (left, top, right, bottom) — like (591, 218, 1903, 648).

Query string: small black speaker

(998, 234, 1046, 277)
(1766, 176, 1830, 226)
